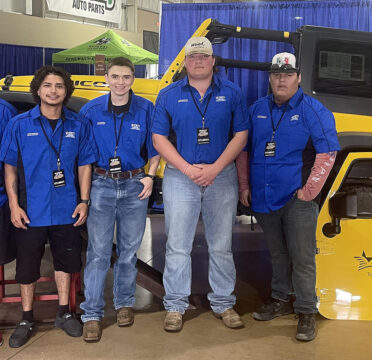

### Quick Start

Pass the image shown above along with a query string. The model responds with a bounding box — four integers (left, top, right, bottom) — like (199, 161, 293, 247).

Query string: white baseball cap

(269, 52, 298, 73)
(185, 37, 213, 57)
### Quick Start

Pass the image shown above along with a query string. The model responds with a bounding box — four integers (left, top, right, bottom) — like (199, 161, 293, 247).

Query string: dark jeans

(254, 197, 319, 314)
(0, 202, 15, 265)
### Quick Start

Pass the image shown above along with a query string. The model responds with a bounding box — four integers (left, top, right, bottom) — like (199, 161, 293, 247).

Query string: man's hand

(190, 164, 219, 186)
(10, 205, 30, 229)
(139, 177, 154, 200)
(72, 203, 89, 227)
(239, 189, 251, 207)
(296, 188, 309, 201)
(184, 164, 203, 184)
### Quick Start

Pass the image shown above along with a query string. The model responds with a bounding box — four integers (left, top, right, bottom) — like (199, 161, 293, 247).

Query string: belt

(94, 167, 143, 179)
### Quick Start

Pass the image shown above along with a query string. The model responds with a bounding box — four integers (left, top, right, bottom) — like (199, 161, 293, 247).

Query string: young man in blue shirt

(79, 57, 159, 342)
(0, 66, 97, 348)
(236, 52, 340, 341)
(152, 37, 248, 332)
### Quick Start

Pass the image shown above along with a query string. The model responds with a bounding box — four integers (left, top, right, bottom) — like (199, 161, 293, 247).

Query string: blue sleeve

(242, 105, 254, 152)
(151, 91, 171, 136)
(145, 101, 158, 158)
(0, 118, 19, 167)
(231, 87, 249, 133)
(304, 102, 340, 153)
(79, 102, 90, 118)
(0, 102, 17, 141)
(77, 116, 99, 166)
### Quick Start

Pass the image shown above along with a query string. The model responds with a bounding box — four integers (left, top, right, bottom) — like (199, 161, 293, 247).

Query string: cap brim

(269, 68, 298, 73)
(185, 50, 213, 56)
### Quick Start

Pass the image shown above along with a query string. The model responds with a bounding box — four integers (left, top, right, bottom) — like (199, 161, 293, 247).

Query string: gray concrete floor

(1, 214, 372, 360)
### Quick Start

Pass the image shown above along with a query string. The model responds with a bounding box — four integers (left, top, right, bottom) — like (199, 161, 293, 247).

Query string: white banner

(46, 0, 121, 24)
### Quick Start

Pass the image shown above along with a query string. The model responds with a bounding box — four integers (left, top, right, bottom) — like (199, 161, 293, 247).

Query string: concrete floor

(1, 214, 372, 360)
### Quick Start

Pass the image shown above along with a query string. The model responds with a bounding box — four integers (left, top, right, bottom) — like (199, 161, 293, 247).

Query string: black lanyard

(269, 99, 288, 141)
(39, 115, 65, 171)
(188, 85, 212, 129)
(113, 113, 125, 157)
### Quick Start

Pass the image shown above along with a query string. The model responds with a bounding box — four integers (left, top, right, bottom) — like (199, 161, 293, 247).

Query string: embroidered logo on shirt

(290, 115, 299, 121)
(257, 115, 267, 119)
(97, 121, 106, 125)
(65, 131, 75, 138)
(216, 96, 226, 102)
(178, 99, 188, 103)
(27, 132, 39, 136)
(131, 123, 140, 131)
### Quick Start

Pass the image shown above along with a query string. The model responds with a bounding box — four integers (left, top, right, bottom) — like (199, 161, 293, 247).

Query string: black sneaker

(296, 313, 316, 341)
(9, 320, 35, 348)
(55, 313, 83, 337)
(252, 298, 294, 321)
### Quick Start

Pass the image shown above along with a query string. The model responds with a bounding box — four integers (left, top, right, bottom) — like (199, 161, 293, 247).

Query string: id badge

(109, 156, 122, 173)
(197, 128, 210, 145)
(53, 169, 66, 188)
(264, 141, 276, 157)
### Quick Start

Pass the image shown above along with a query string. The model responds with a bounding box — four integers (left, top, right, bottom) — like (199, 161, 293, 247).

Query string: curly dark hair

(30, 66, 74, 105)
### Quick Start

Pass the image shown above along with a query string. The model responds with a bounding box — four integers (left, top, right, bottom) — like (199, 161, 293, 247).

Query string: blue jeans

(162, 163, 238, 314)
(254, 197, 319, 314)
(81, 172, 148, 322)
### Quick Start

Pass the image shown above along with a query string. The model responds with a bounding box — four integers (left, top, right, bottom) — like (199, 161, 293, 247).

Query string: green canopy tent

(52, 30, 158, 65)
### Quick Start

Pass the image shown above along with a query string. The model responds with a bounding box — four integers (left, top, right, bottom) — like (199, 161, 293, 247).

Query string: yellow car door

(317, 152, 372, 320)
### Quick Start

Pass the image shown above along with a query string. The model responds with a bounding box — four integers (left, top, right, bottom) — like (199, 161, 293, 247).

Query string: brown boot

(213, 308, 244, 329)
(83, 320, 102, 342)
(164, 312, 183, 332)
(116, 307, 134, 327)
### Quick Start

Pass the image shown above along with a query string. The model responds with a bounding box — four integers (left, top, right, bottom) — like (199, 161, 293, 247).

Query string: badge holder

(197, 127, 210, 145)
(53, 159, 66, 187)
(109, 156, 122, 174)
(264, 141, 276, 157)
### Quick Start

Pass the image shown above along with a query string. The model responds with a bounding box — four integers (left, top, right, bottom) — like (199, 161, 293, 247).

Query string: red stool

(0, 265, 81, 313)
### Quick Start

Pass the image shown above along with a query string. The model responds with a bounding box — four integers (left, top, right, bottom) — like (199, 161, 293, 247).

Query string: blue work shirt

(248, 87, 340, 213)
(0, 99, 17, 207)
(0, 105, 98, 227)
(79, 91, 158, 171)
(152, 73, 248, 164)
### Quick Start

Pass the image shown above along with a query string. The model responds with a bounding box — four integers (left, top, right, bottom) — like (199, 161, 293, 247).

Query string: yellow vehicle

(1, 19, 372, 320)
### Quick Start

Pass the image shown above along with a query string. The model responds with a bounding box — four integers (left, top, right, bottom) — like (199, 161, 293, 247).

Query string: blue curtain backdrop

(0, 44, 44, 78)
(159, 0, 372, 105)
(0, 45, 145, 79)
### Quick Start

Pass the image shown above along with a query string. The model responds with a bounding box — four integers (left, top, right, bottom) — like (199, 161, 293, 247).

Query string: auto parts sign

(46, 0, 121, 24)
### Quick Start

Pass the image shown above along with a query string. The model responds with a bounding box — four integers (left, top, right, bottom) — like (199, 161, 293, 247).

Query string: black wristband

(81, 199, 91, 206)
(144, 174, 155, 180)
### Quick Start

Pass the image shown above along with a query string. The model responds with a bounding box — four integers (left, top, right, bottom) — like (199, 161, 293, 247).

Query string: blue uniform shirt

(152, 73, 248, 164)
(0, 105, 98, 226)
(80, 91, 158, 171)
(248, 87, 340, 213)
(0, 99, 17, 207)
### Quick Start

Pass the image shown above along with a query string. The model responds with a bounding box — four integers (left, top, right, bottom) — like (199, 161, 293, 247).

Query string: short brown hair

(30, 66, 74, 105)
(106, 57, 135, 75)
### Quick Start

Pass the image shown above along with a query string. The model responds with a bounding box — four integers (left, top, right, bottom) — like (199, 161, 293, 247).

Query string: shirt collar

(30, 104, 42, 120)
(287, 87, 303, 108)
(30, 104, 69, 120)
(270, 86, 303, 109)
(106, 89, 135, 115)
(181, 73, 221, 91)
